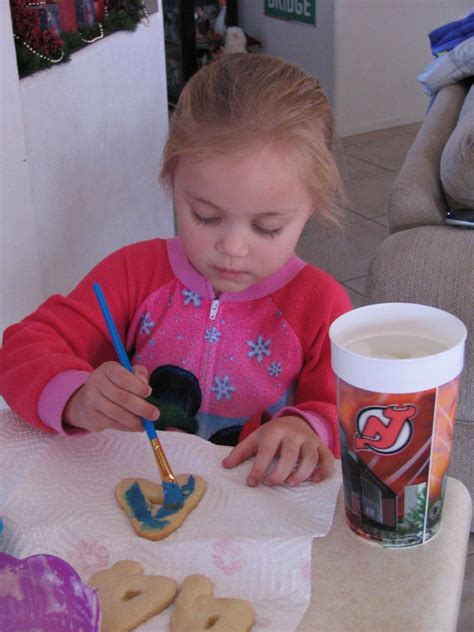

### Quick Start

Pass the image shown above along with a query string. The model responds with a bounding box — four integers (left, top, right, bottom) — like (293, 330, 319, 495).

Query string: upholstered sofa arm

(388, 83, 468, 234)
(365, 226, 474, 512)
(365, 226, 473, 421)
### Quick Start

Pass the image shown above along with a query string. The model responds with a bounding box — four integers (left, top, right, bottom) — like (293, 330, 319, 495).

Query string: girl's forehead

(176, 144, 301, 180)
(174, 150, 313, 216)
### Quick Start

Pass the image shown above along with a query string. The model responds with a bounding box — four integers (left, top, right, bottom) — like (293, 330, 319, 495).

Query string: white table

(1, 409, 471, 631)
(299, 477, 472, 632)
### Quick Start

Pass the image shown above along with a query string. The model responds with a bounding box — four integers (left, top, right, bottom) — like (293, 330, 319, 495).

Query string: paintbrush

(92, 282, 184, 510)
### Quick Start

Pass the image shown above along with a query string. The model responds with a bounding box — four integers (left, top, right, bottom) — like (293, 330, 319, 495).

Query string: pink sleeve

(38, 370, 91, 435)
(271, 406, 332, 450)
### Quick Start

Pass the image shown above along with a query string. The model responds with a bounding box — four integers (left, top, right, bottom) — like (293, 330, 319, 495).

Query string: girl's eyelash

(191, 210, 282, 237)
(191, 211, 219, 225)
(253, 225, 282, 238)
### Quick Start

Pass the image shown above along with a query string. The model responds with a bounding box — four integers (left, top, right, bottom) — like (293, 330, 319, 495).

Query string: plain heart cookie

(89, 560, 177, 632)
(115, 474, 206, 541)
(171, 574, 255, 632)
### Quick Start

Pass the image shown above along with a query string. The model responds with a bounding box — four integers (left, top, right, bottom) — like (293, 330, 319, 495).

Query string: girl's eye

(253, 224, 283, 238)
(191, 211, 220, 225)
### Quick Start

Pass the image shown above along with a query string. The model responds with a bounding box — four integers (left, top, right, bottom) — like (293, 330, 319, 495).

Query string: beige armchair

(365, 82, 474, 524)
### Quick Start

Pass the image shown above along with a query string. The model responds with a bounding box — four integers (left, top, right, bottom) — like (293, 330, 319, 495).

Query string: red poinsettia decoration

(10, 0, 64, 58)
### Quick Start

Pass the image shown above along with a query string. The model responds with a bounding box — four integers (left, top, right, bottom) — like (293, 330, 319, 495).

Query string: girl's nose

(216, 228, 249, 258)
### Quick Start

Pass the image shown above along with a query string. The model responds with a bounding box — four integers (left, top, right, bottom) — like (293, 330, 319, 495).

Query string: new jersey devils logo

(354, 405, 416, 454)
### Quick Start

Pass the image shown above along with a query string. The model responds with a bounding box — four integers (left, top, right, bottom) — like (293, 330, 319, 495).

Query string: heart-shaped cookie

(171, 574, 255, 632)
(115, 474, 206, 541)
(89, 560, 177, 632)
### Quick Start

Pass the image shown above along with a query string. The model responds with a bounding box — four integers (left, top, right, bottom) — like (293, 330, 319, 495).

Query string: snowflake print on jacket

(139, 312, 155, 336)
(211, 376, 236, 401)
(267, 361, 283, 377)
(205, 326, 221, 343)
(182, 288, 202, 306)
(247, 335, 271, 362)
(1, 237, 352, 451)
(121, 238, 351, 452)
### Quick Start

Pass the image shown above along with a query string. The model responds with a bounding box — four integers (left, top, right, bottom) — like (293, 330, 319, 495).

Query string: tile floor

(296, 122, 423, 306)
(296, 122, 473, 631)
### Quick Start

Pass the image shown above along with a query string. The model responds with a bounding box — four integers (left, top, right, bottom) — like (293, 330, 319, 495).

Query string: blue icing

(124, 476, 196, 531)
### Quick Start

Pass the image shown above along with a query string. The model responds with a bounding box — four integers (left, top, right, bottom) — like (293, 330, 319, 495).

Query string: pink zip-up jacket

(0, 238, 352, 455)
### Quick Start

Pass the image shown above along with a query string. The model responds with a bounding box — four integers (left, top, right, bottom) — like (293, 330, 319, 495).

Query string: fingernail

(247, 477, 256, 487)
(152, 409, 159, 420)
(146, 387, 152, 397)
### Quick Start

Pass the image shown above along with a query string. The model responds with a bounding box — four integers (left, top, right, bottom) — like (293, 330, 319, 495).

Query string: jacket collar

(166, 237, 306, 302)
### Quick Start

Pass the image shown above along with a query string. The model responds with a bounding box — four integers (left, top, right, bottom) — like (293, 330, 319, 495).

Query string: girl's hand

(222, 416, 334, 487)
(63, 362, 160, 432)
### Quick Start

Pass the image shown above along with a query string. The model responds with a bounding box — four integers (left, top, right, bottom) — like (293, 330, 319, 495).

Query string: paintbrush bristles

(150, 438, 185, 509)
(150, 438, 176, 482)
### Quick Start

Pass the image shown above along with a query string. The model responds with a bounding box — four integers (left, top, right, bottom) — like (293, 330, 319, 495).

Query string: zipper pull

(209, 299, 219, 320)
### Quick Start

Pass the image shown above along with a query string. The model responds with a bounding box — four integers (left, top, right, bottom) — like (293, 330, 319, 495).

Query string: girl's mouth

(214, 267, 246, 280)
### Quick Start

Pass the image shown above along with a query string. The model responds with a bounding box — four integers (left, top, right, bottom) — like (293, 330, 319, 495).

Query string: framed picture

(264, 0, 316, 27)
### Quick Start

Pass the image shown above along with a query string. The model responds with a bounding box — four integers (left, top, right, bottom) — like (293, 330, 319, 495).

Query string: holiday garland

(11, 0, 150, 78)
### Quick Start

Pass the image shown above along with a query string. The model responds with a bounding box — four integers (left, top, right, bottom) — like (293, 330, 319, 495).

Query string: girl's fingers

(104, 362, 151, 398)
(310, 445, 335, 482)
(246, 433, 281, 487)
(66, 405, 117, 433)
(98, 376, 159, 421)
(222, 432, 259, 468)
(97, 415, 137, 433)
(109, 423, 138, 433)
(263, 438, 302, 486)
(132, 364, 149, 384)
(95, 396, 145, 432)
(285, 442, 319, 486)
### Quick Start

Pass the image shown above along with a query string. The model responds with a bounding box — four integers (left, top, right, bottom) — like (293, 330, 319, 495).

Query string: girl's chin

(211, 277, 255, 295)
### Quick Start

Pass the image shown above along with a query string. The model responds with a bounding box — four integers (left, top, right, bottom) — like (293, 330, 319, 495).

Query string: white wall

(1, 5, 173, 336)
(238, 0, 336, 105)
(238, 0, 473, 136)
(334, 0, 473, 136)
(1, 1, 44, 331)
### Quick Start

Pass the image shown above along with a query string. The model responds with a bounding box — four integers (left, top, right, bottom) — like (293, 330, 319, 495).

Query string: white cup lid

(329, 303, 467, 393)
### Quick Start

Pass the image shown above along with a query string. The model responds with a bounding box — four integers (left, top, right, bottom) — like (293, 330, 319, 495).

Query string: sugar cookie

(89, 560, 177, 632)
(115, 474, 206, 541)
(171, 574, 255, 632)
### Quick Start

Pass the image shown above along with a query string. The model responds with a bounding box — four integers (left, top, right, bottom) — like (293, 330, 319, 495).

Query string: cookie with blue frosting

(115, 474, 206, 541)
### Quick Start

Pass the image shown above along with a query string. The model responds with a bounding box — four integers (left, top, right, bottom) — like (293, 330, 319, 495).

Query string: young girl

(0, 54, 351, 488)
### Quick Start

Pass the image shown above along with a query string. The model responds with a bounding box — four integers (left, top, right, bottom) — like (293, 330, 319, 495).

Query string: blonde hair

(161, 53, 344, 224)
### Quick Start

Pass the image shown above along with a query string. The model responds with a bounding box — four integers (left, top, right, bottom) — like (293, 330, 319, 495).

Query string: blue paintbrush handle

(92, 282, 157, 441)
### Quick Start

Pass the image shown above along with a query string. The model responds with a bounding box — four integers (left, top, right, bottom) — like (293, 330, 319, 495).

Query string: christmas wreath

(11, 0, 150, 78)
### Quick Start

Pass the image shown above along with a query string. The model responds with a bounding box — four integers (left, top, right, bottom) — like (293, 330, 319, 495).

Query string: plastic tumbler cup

(329, 303, 467, 547)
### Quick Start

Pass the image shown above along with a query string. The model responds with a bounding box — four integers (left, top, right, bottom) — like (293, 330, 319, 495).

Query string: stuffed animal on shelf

(224, 26, 247, 54)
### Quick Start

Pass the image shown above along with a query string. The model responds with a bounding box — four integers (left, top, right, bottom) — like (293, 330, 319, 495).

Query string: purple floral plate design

(0, 552, 100, 631)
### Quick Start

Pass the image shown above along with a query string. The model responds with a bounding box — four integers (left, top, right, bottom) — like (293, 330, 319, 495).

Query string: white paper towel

(0, 410, 342, 631)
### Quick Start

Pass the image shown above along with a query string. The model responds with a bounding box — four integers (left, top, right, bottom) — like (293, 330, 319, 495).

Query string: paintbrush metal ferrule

(150, 437, 177, 484)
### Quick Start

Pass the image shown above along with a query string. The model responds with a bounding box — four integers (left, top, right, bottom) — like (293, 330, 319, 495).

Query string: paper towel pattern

(0, 410, 341, 631)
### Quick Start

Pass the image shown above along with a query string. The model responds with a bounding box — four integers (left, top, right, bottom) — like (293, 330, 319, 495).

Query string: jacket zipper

(209, 299, 219, 320)
(201, 298, 221, 409)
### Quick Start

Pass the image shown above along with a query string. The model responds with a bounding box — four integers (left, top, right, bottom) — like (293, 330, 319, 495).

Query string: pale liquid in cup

(346, 333, 449, 359)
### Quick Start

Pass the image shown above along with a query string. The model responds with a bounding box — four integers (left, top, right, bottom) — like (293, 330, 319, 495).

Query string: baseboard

(336, 115, 425, 138)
